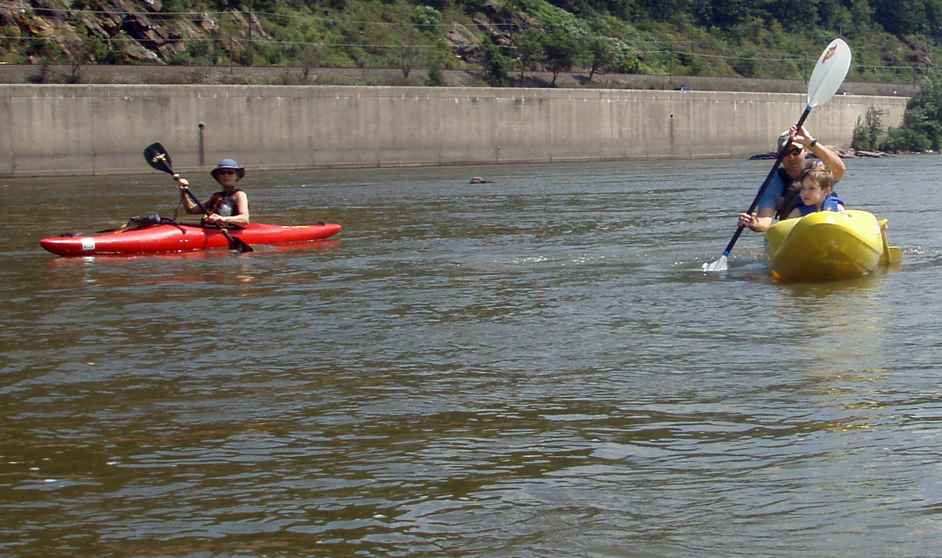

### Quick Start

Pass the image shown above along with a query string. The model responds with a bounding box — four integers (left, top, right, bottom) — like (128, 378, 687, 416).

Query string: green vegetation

(855, 75, 942, 151)
(852, 106, 886, 151)
(2, 0, 942, 85)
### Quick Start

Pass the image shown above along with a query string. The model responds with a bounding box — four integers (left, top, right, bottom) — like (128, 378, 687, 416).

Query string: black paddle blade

(216, 228, 254, 253)
(144, 143, 174, 175)
(232, 237, 254, 253)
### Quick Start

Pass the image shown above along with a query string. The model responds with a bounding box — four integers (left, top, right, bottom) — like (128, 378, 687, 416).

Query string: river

(2, 155, 941, 556)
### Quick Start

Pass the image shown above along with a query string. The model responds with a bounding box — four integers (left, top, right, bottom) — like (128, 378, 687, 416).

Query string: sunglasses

(217, 170, 237, 175)
(786, 148, 802, 156)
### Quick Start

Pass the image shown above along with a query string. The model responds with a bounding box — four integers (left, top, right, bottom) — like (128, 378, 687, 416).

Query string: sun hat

(211, 158, 245, 180)
(777, 130, 805, 152)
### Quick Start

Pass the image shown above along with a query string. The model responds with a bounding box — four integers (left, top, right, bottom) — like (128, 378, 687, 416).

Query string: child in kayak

(176, 159, 251, 226)
(786, 167, 844, 218)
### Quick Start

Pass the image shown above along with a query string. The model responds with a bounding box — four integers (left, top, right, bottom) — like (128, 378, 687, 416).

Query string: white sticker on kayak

(80, 237, 96, 252)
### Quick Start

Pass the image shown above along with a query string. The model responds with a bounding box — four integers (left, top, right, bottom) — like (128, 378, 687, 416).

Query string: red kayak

(40, 222, 342, 256)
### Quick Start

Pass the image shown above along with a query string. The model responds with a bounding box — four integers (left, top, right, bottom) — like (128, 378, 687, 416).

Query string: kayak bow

(765, 210, 899, 282)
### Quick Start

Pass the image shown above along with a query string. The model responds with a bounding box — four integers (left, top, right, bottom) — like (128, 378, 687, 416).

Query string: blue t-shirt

(756, 170, 789, 213)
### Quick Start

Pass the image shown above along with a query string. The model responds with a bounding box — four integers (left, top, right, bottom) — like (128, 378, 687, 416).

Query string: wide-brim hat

(777, 131, 805, 152)
(211, 158, 245, 180)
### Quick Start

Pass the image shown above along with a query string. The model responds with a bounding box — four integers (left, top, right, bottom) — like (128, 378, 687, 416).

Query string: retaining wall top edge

(0, 85, 913, 108)
(0, 83, 914, 102)
(0, 83, 822, 99)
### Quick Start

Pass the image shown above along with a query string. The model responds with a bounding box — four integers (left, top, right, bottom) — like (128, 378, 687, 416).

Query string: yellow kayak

(765, 210, 902, 282)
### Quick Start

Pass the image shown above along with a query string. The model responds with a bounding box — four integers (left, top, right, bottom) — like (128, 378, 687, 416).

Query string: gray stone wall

(0, 84, 909, 177)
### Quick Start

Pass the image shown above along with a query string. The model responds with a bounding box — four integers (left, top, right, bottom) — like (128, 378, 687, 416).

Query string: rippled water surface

(2, 156, 942, 557)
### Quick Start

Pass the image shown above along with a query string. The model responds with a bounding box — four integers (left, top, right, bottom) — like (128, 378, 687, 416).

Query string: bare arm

(810, 142, 845, 183)
(176, 176, 204, 215)
(793, 126, 845, 183)
(226, 192, 250, 225)
(738, 207, 776, 233)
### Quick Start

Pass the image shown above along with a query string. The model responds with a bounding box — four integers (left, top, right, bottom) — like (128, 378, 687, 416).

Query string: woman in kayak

(176, 158, 250, 226)
(738, 125, 845, 232)
(786, 168, 844, 218)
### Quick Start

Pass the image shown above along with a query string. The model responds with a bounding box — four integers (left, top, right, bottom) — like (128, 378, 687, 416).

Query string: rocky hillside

(1, 0, 939, 86)
(2, 0, 276, 65)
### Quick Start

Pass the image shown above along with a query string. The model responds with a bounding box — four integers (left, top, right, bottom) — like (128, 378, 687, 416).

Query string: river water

(1, 155, 941, 557)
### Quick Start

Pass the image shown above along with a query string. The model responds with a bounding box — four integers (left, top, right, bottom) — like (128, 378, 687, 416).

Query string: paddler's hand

(789, 125, 816, 150)
(738, 212, 759, 231)
(175, 175, 190, 190)
(739, 212, 771, 233)
(203, 212, 224, 225)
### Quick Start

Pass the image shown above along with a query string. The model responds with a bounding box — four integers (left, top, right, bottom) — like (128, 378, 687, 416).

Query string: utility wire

(0, 1, 515, 29)
(1, 34, 932, 72)
(0, 2, 934, 72)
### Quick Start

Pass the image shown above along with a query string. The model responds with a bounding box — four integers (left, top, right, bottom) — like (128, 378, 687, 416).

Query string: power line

(0, 35, 440, 50)
(2, 33, 933, 72)
(0, 1, 519, 29)
(0, 2, 935, 73)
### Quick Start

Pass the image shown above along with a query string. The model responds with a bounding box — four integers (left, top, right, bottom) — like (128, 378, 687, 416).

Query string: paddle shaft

(722, 105, 813, 257)
(177, 179, 210, 214)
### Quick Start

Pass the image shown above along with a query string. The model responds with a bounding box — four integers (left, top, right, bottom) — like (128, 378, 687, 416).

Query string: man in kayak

(176, 158, 251, 226)
(738, 125, 845, 232)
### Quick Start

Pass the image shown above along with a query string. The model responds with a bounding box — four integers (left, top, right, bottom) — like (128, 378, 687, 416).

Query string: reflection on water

(2, 157, 942, 556)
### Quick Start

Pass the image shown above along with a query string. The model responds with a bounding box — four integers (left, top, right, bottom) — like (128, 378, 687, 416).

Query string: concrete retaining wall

(0, 84, 910, 177)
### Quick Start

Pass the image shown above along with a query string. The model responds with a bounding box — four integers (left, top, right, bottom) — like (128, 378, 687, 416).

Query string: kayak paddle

(143, 142, 253, 253)
(703, 38, 852, 272)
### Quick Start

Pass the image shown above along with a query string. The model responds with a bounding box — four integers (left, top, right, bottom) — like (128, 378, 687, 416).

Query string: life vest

(775, 161, 838, 220)
(821, 193, 844, 212)
(793, 193, 845, 216)
(206, 189, 242, 216)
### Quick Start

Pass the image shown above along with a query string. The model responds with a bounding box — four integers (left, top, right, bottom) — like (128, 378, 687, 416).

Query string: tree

(103, 32, 135, 65)
(704, 0, 751, 28)
(483, 42, 511, 86)
(881, 74, 942, 151)
(515, 29, 545, 80)
(398, 42, 422, 79)
(543, 28, 582, 86)
(847, 0, 875, 34)
(638, 0, 694, 22)
(873, 0, 928, 35)
(732, 47, 759, 78)
(852, 106, 885, 150)
(425, 42, 450, 86)
(816, 0, 853, 33)
(300, 43, 327, 82)
(928, 0, 942, 40)
(584, 35, 616, 82)
(65, 31, 109, 83)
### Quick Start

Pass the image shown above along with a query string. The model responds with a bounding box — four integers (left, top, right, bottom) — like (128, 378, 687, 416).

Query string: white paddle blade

(806, 38, 852, 108)
(702, 255, 728, 272)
